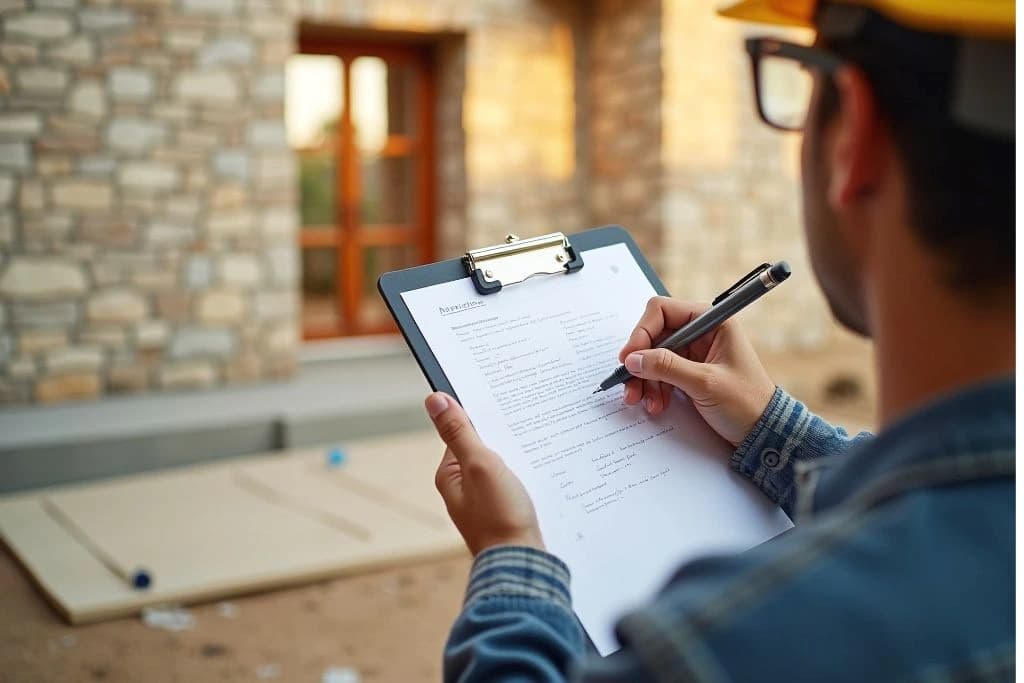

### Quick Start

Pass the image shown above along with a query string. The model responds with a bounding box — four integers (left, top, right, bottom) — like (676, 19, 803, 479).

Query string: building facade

(0, 0, 831, 406)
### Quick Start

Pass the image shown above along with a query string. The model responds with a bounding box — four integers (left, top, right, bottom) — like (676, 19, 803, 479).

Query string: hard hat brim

(716, 0, 816, 28)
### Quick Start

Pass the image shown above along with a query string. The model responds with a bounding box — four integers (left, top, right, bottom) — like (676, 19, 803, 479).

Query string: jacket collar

(807, 376, 1014, 516)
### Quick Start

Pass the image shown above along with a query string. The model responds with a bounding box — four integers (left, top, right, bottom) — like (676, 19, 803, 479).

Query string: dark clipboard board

(377, 225, 670, 404)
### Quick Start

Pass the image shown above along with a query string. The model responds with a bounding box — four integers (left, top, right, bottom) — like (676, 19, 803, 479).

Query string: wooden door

(288, 37, 435, 339)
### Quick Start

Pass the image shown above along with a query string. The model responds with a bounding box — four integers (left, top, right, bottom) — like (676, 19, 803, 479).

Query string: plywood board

(0, 430, 466, 624)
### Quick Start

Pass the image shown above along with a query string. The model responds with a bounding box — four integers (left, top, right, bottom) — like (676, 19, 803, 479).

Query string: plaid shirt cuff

(464, 545, 573, 613)
(730, 386, 806, 506)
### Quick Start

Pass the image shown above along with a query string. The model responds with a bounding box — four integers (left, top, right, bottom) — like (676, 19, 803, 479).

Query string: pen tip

(592, 388, 602, 394)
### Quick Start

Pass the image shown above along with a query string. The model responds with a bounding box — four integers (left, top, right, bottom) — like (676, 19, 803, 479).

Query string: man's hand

(425, 392, 544, 556)
(619, 297, 776, 447)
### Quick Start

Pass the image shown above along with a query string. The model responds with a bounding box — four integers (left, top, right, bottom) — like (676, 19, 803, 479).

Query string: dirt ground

(0, 334, 875, 683)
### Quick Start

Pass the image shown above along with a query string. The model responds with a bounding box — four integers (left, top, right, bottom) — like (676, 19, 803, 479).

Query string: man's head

(723, 0, 1014, 336)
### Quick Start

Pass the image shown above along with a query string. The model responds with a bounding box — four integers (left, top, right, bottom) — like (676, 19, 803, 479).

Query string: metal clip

(463, 232, 584, 295)
(712, 263, 771, 306)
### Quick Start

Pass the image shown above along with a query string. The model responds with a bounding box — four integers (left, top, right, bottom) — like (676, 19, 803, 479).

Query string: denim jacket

(444, 378, 1014, 682)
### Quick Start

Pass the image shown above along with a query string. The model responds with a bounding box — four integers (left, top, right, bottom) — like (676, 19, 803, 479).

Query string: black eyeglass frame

(745, 38, 845, 132)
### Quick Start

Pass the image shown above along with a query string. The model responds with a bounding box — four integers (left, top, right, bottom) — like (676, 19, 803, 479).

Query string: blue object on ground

(326, 447, 347, 468)
(133, 569, 152, 590)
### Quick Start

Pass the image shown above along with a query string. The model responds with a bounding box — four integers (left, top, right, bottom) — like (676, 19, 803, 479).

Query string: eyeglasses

(745, 38, 844, 132)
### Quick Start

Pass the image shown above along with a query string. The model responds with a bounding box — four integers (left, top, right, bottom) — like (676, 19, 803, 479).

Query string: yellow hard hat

(717, 0, 1015, 39)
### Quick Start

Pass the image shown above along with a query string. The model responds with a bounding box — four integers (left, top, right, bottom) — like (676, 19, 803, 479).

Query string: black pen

(593, 261, 792, 394)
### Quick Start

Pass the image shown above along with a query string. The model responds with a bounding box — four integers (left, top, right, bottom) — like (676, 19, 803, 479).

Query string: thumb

(624, 348, 712, 395)
(425, 392, 485, 463)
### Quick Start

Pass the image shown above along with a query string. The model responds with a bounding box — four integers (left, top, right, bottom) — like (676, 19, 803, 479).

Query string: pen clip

(712, 263, 771, 306)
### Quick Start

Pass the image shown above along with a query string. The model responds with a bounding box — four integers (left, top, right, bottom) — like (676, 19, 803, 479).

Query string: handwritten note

(403, 243, 792, 655)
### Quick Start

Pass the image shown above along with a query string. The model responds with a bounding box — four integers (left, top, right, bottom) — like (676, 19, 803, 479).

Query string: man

(423, 0, 1014, 680)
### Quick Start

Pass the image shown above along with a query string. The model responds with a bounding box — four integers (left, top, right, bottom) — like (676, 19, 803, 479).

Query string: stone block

(78, 155, 116, 175)
(18, 329, 67, 354)
(4, 11, 73, 41)
(36, 372, 100, 403)
(18, 180, 43, 211)
(36, 154, 72, 175)
(212, 149, 249, 180)
(165, 29, 205, 53)
(106, 118, 167, 153)
(253, 290, 296, 320)
(17, 66, 68, 94)
(147, 220, 195, 246)
(52, 179, 112, 210)
(247, 120, 287, 150)
(260, 206, 297, 240)
(45, 346, 104, 373)
(68, 80, 106, 118)
(265, 322, 297, 353)
(8, 357, 37, 380)
(0, 175, 13, 204)
(0, 257, 86, 299)
(135, 319, 169, 348)
(0, 142, 30, 170)
(80, 8, 135, 32)
(79, 326, 127, 348)
(47, 35, 95, 64)
(0, 42, 38, 64)
(218, 253, 261, 286)
(198, 289, 245, 323)
(169, 327, 235, 358)
(159, 361, 215, 389)
(108, 67, 154, 102)
(181, 0, 237, 13)
(254, 152, 295, 188)
(156, 292, 191, 321)
(108, 363, 149, 392)
(8, 300, 79, 328)
(206, 210, 253, 237)
(119, 161, 180, 191)
(0, 211, 13, 243)
(210, 184, 246, 209)
(251, 70, 284, 101)
(177, 128, 220, 150)
(130, 269, 175, 290)
(224, 352, 262, 382)
(174, 70, 239, 104)
(198, 37, 254, 66)
(0, 112, 43, 138)
(163, 195, 201, 219)
(152, 103, 190, 122)
(184, 255, 212, 289)
(266, 245, 298, 284)
(87, 289, 148, 323)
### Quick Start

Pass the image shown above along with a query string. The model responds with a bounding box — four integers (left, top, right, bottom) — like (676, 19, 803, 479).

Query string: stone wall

(660, 0, 833, 351)
(0, 0, 843, 407)
(587, 0, 663, 259)
(0, 0, 300, 404)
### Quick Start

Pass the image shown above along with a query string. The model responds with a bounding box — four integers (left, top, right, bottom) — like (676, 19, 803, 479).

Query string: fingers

(623, 378, 642, 405)
(434, 447, 462, 504)
(623, 347, 713, 398)
(619, 297, 711, 362)
(643, 379, 662, 413)
(425, 392, 486, 465)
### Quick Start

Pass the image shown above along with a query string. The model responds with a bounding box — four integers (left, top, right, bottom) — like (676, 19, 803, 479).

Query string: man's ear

(827, 66, 884, 209)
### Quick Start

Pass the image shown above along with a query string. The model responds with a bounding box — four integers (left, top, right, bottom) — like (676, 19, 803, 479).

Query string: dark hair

(815, 14, 1014, 295)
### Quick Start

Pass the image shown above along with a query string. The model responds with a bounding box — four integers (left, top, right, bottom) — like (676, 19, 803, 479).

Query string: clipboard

(377, 225, 669, 400)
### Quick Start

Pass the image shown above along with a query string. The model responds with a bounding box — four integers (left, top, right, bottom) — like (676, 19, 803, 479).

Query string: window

(287, 33, 435, 338)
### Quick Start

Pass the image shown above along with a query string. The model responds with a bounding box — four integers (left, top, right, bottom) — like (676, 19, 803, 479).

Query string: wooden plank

(0, 431, 464, 625)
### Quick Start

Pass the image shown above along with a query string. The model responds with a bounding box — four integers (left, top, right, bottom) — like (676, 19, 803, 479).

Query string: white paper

(402, 243, 792, 655)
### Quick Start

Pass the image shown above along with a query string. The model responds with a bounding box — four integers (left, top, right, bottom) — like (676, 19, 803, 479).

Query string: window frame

(295, 30, 437, 339)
